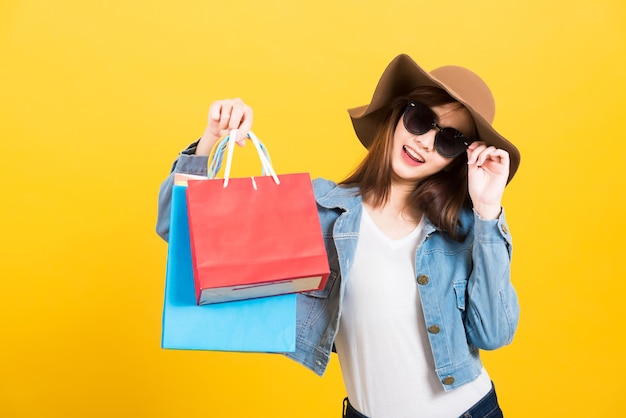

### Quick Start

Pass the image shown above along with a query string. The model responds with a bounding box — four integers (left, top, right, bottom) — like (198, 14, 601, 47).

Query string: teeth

(403, 145, 424, 163)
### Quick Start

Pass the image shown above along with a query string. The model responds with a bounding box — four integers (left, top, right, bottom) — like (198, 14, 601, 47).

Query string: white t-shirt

(334, 207, 491, 418)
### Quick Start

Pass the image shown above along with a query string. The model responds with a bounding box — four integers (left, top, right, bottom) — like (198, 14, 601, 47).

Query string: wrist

(195, 131, 219, 156)
(473, 204, 502, 220)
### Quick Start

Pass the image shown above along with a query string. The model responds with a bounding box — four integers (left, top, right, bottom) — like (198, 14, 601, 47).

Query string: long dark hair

(341, 86, 474, 241)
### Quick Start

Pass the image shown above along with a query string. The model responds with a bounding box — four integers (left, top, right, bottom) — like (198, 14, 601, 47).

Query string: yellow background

(1, 0, 625, 416)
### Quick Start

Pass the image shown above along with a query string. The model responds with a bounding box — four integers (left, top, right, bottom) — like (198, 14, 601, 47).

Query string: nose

(414, 129, 436, 152)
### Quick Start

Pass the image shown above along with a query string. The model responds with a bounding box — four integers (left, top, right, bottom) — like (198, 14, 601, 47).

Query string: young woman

(157, 54, 520, 418)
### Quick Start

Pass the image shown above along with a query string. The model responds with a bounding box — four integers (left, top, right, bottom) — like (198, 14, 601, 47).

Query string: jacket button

(442, 376, 455, 385)
(417, 275, 429, 285)
(501, 224, 509, 234)
(428, 325, 440, 334)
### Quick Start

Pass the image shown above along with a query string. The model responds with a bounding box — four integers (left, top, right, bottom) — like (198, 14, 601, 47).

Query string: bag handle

(208, 130, 280, 188)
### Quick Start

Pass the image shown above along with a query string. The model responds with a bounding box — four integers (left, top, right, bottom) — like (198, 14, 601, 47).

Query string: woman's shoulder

(312, 177, 338, 196)
(451, 206, 477, 240)
(459, 206, 475, 224)
(311, 178, 361, 211)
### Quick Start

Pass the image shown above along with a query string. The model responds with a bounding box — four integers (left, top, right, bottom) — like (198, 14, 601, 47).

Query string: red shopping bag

(186, 131, 330, 305)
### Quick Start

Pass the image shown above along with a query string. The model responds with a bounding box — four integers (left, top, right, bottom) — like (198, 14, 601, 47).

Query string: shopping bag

(161, 179, 296, 352)
(186, 131, 330, 305)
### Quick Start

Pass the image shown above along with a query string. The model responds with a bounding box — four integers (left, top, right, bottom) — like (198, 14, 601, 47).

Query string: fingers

(208, 98, 253, 145)
(467, 141, 510, 168)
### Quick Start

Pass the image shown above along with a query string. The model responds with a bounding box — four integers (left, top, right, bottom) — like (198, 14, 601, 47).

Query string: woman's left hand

(466, 141, 510, 220)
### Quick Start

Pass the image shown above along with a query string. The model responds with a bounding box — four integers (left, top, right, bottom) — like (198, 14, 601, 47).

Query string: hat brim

(348, 54, 520, 183)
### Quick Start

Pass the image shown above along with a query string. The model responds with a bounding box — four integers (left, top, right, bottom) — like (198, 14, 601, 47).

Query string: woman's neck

(362, 183, 422, 239)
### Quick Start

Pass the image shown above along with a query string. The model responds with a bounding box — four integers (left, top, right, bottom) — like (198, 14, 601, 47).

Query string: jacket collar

(316, 184, 362, 212)
(315, 182, 469, 238)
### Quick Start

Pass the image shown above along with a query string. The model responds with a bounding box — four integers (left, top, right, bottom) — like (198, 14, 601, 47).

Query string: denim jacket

(157, 146, 520, 392)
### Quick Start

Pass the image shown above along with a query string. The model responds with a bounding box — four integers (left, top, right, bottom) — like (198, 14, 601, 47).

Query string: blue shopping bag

(161, 182, 296, 352)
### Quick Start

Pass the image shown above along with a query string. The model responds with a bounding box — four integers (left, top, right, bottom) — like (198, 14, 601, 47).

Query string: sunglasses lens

(404, 102, 434, 135)
(405, 101, 472, 158)
(435, 129, 468, 158)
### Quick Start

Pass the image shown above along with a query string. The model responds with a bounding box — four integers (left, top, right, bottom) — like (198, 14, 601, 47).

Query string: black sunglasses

(403, 100, 474, 158)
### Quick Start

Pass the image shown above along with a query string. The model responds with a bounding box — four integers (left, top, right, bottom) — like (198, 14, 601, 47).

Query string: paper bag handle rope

(208, 131, 270, 178)
(208, 130, 280, 188)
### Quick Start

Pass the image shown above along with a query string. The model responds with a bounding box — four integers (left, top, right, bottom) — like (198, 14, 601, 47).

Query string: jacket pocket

(453, 279, 468, 311)
(302, 269, 338, 299)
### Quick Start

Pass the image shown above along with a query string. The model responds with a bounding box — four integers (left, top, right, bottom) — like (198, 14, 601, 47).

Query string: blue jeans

(342, 383, 503, 418)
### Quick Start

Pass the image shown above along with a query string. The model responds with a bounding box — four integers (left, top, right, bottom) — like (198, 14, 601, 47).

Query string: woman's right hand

(195, 98, 254, 156)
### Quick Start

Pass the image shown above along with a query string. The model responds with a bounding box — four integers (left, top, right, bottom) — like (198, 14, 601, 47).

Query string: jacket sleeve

(155, 141, 209, 242)
(465, 209, 520, 350)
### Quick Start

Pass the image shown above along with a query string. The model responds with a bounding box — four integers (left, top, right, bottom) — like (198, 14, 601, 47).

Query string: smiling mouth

(403, 145, 425, 163)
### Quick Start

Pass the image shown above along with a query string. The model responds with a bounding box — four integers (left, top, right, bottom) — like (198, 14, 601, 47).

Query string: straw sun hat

(348, 54, 520, 183)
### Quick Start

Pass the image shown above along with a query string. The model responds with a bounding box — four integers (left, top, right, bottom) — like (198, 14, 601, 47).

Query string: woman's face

(390, 102, 474, 187)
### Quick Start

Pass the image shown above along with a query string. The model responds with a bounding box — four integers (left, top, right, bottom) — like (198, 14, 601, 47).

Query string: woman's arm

(465, 210, 520, 349)
(463, 142, 519, 348)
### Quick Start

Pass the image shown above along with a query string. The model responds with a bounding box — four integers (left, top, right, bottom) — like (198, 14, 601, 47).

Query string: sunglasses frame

(403, 100, 474, 158)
